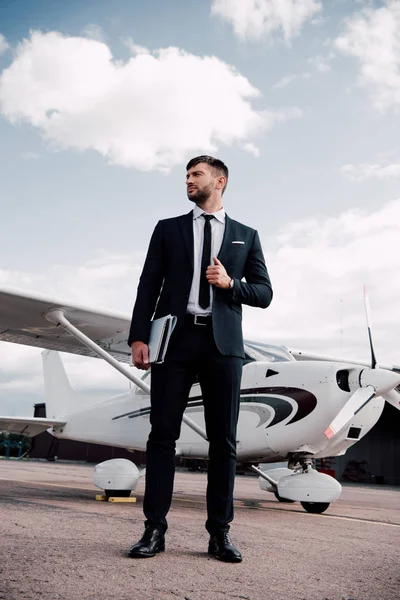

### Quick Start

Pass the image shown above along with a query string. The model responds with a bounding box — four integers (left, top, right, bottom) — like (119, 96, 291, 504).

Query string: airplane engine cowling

(277, 470, 342, 503)
(94, 458, 141, 493)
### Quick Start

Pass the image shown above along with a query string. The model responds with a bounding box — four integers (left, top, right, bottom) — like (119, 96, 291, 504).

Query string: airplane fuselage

(53, 359, 385, 463)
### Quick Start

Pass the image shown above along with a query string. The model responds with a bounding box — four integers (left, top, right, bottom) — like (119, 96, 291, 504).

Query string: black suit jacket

(128, 211, 273, 358)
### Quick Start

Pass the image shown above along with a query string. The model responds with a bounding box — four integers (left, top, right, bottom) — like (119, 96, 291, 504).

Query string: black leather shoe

(208, 531, 242, 563)
(127, 526, 165, 558)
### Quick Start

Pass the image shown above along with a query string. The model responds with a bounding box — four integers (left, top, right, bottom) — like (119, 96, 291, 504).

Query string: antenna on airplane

(363, 285, 377, 369)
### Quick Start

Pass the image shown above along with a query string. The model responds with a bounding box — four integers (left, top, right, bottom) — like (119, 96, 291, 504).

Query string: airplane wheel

(105, 489, 131, 498)
(301, 501, 330, 514)
(274, 492, 296, 503)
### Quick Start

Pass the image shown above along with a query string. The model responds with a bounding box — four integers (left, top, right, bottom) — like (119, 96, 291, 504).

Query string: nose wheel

(255, 456, 341, 513)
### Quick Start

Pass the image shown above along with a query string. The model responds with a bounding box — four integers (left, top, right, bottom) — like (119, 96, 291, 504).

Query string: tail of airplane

(42, 350, 102, 419)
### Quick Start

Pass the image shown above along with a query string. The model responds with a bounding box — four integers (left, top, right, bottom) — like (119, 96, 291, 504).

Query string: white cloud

(123, 38, 151, 56)
(211, 0, 322, 43)
(310, 15, 326, 27)
(0, 31, 301, 172)
(308, 53, 334, 73)
(273, 72, 311, 89)
(273, 52, 333, 90)
(243, 142, 260, 157)
(244, 198, 400, 366)
(262, 106, 303, 124)
(81, 23, 105, 42)
(341, 162, 400, 181)
(20, 151, 41, 160)
(0, 34, 9, 56)
(334, 1, 400, 112)
(0, 343, 42, 387)
(2, 199, 400, 415)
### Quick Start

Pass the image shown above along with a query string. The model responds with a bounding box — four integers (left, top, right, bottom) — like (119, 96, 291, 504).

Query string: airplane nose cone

(360, 368, 400, 396)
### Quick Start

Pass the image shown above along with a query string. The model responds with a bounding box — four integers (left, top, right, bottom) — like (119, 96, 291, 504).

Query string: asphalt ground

(0, 460, 399, 600)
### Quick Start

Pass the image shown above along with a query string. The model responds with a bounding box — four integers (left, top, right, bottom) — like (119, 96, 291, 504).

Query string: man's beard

(187, 182, 214, 204)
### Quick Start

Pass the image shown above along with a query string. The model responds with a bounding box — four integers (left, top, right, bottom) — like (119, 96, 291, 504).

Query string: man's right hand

(131, 341, 150, 370)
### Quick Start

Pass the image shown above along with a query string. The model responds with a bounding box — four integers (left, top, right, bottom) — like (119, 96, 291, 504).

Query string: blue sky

(1, 0, 400, 414)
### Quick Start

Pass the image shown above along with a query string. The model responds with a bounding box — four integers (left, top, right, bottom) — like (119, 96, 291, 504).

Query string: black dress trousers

(143, 319, 243, 534)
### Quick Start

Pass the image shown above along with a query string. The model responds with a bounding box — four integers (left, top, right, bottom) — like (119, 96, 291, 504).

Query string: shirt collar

(193, 204, 225, 224)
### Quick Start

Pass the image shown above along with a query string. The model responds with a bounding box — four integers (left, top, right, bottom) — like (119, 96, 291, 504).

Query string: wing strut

(44, 309, 208, 442)
(250, 464, 278, 490)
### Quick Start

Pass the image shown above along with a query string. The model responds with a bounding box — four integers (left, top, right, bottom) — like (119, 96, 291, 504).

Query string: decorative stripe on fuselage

(112, 386, 317, 428)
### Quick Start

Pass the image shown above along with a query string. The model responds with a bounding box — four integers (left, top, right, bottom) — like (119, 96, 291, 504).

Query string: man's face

(186, 163, 216, 203)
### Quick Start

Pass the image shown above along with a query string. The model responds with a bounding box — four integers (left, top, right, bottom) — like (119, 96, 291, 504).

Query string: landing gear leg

(288, 453, 314, 473)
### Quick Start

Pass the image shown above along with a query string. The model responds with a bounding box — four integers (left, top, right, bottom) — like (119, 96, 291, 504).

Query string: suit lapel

(178, 211, 194, 269)
(178, 211, 232, 268)
(217, 214, 232, 264)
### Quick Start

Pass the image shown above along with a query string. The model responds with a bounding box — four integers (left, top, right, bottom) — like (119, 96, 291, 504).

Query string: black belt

(185, 314, 212, 326)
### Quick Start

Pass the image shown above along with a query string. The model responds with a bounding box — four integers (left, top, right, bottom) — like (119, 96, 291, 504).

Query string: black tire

(300, 501, 330, 514)
(104, 489, 131, 498)
(274, 492, 296, 503)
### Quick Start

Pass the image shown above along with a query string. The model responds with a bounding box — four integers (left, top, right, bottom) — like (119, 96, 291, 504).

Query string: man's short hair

(186, 155, 229, 194)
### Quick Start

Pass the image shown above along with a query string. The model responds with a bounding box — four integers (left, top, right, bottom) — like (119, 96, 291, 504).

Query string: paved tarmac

(0, 460, 399, 600)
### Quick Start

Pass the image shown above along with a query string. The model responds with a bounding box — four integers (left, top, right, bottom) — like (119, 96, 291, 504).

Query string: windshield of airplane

(243, 342, 294, 363)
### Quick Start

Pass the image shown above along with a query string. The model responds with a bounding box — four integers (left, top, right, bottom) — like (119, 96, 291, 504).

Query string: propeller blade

(363, 285, 377, 369)
(324, 385, 376, 440)
(383, 389, 400, 411)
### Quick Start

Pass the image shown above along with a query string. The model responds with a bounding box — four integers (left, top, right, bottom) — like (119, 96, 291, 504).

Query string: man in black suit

(128, 156, 272, 562)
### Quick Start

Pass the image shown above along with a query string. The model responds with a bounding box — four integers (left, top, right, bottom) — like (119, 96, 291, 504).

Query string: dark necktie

(199, 214, 214, 309)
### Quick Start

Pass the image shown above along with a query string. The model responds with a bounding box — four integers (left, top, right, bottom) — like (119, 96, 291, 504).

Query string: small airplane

(0, 285, 399, 514)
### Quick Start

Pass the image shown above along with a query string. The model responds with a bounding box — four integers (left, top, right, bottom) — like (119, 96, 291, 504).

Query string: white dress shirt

(186, 204, 226, 315)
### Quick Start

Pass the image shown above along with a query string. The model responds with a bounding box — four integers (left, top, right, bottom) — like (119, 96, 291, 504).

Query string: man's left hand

(206, 257, 231, 289)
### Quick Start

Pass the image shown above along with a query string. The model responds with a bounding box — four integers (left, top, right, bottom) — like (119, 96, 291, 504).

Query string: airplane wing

(0, 416, 66, 436)
(288, 348, 400, 374)
(0, 286, 131, 363)
(2, 285, 399, 376)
